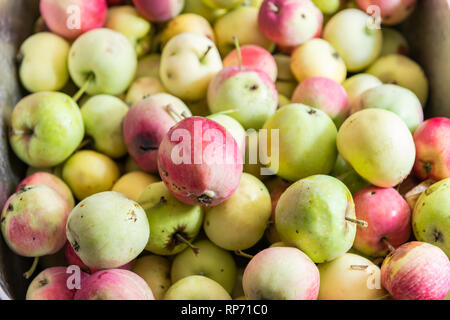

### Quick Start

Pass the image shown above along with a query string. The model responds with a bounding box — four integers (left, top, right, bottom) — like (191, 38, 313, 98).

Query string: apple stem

(234, 250, 254, 259)
(268, 2, 279, 13)
(232, 36, 243, 71)
(382, 238, 395, 252)
(23, 256, 39, 279)
(345, 217, 368, 228)
(166, 104, 187, 122)
(75, 138, 91, 151)
(200, 46, 213, 62)
(175, 234, 200, 255)
(350, 264, 369, 270)
(73, 73, 94, 103)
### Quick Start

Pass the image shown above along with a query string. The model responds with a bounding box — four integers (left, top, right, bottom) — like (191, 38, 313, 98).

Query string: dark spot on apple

(0, 217, 5, 223)
(127, 210, 137, 223)
(433, 229, 444, 243)
(167, 72, 173, 79)
(332, 52, 340, 59)
(295, 230, 299, 234)
(307, 108, 317, 115)
(249, 84, 259, 91)
(371, 191, 376, 195)
(206, 220, 210, 226)
(301, 13, 306, 19)
(79, 203, 85, 207)
(7, 204, 13, 211)
(388, 79, 398, 85)
(160, 196, 167, 204)
(220, 269, 224, 272)
(160, 285, 165, 289)
(32, 237, 35, 241)
(423, 162, 433, 174)
(197, 193, 214, 205)
(38, 278, 49, 287)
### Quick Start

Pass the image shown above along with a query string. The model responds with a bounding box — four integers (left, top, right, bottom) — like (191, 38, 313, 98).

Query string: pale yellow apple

(132, 255, 171, 300)
(112, 171, 159, 201)
(125, 77, 167, 105)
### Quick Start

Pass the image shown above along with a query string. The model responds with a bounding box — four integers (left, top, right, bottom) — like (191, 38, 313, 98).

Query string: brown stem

(350, 264, 369, 270)
(176, 234, 200, 255)
(382, 238, 395, 252)
(23, 256, 39, 279)
(200, 45, 212, 62)
(234, 250, 254, 259)
(345, 217, 368, 228)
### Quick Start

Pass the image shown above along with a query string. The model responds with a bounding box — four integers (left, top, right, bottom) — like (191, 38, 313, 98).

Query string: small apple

(380, 28, 409, 56)
(183, 0, 227, 23)
(160, 33, 222, 101)
(125, 77, 167, 105)
(312, 0, 340, 14)
(132, 255, 172, 300)
(9, 92, 84, 168)
(203, 0, 245, 9)
(112, 171, 159, 202)
(356, 0, 417, 26)
(132, 0, 185, 22)
(135, 54, 161, 79)
(342, 73, 382, 111)
(164, 275, 232, 300)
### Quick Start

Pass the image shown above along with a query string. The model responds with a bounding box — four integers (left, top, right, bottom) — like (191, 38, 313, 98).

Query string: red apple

(258, 0, 323, 48)
(413, 117, 450, 181)
(64, 242, 90, 272)
(356, 0, 417, 26)
(132, 0, 184, 22)
(40, 0, 108, 40)
(381, 241, 450, 300)
(353, 186, 411, 257)
(223, 45, 278, 82)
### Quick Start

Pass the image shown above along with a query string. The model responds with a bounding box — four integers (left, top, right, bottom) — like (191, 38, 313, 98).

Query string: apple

(207, 113, 246, 155)
(263, 104, 337, 181)
(367, 54, 429, 105)
(62, 150, 120, 200)
(323, 9, 382, 72)
(278, 94, 290, 107)
(161, 13, 215, 48)
(160, 33, 222, 101)
(9, 92, 84, 168)
(242, 131, 270, 181)
(138, 182, 204, 255)
(164, 275, 232, 300)
(353, 186, 411, 257)
(65, 242, 90, 272)
(290, 38, 347, 84)
(231, 268, 245, 299)
(66, 191, 149, 269)
(18, 32, 69, 92)
(207, 66, 278, 129)
(273, 53, 295, 81)
(243, 247, 320, 300)
(112, 171, 159, 202)
(276, 175, 357, 263)
(337, 109, 415, 188)
(203, 0, 245, 9)
(292, 77, 349, 128)
(275, 80, 297, 98)
(135, 54, 161, 79)
(413, 118, 450, 181)
(123, 93, 192, 174)
(132, 0, 184, 22)
(331, 155, 371, 194)
(265, 177, 291, 244)
(125, 77, 167, 105)
(171, 239, 237, 293)
(105, 5, 153, 57)
(381, 241, 450, 300)
(40, 0, 108, 40)
(68, 28, 137, 96)
(132, 255, 172, 300)
(380, 28, 409, 56)
(214, 6, 274, 56)
(342, 73, 382, 111)
(258, 0, 323, 48)
(318, 253, 388, 300)
(352, 84, 424, 133)
(183, 0, 227, 23)
(413, 179, 450, 257)
(186, 99, 211, 117)
(356, 0, 417, 26)
(204, 173, 271, 251)
(312, 0, 340, 14)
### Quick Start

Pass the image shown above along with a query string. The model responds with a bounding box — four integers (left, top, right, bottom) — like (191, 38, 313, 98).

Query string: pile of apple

(1, 0, 449, 300)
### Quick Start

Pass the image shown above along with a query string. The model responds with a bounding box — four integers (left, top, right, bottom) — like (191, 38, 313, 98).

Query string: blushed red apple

(132, 0, 185, 22)
(356, 0, 417, 26)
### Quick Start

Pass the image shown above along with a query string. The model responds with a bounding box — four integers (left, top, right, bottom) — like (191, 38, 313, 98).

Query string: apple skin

(290, 38, 347, 84)
(16, 172, 75, 210)
(413, 179, 450, 257)
(1, 185, 70, 258)
(380, 28, 409, 57)
(337, 109, 416, 188)
(367, 54, 429, 106)
(123, 93, 191, 174)
(40, 0, 108, 40)
(105, 5, 153, 57)
(158, 117, 243, 206)
(265, 178, 291, 244)
(135, 54, 161, 79)
(352, 84, 424, 133)
(132, 0, 184, 22)
(68, 28, 137, 96)
(258, 0, 323, 48)
(331, 155, 371, 195)
(342, 73, 382, 111)
(274, 53, 296, 81)
(223, 45, 278, 82)
(208, 66, 278, 130)
(243, 247, 320, 300)
(207, 113, 246, 155)
(81, 95, 129, 158)
(164, 275, 232, 300)
(9, 92, 84, 168)
(356, 0, 417, 26)
(74, 269, 154, 300)
(112, 171, 159, 202)
(160, 33, 222, 101)
(19, 32, 70, 92)
(203, 0, 245, 9)
(183, 0, 227, 23)
(26, 267, 89, 300)
(126, 77, 167, 105)
(413, 118, 450, 181)
(64, 242, 90, 272)
(292, 77, 349, 128)
(132, 255, 171, 300)
(381, 241, 450, 300)
(353, 186, 411, 257)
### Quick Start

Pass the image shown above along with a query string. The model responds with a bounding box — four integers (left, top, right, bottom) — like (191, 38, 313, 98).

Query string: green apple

(132, 255, 172, 300)
(380, 28, 409, 57)
(203, 0, 244, 9)
(105, 5, 153, 57)
(183, 0, 227, 23)
(262, 104, 337, 181)
(275, 80, 297, 99)
(331, 155, 371, 194)
(413, 178, 450, 257)
(171, 239, 237, 293)
(138, 182, 204, 255)
(135, 54, 161, 79)
(68, 28, 137, 96)
(125, 77, 167, 105)
(367, 54, 429, 105)
(275, 175, 357, 263)
(231, 268, 244, 299)
(9, 92, 84, 168)
(204, 173, 271, 251)
(337, 109, 416, 188)
(312, 0, 340, 14)
(273, 54, 295, 82)
(207, 113, 246, 155)
(81, 95, 129, 158)
(18, 32, 69, 92)
(164, 275, 232, 300)
(278, 94, 290, 108)
(214, 6, 274, 56)
(318, 253, 388, 300)
(342, 73, 382, 111)
(160, 33, 222, 101)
